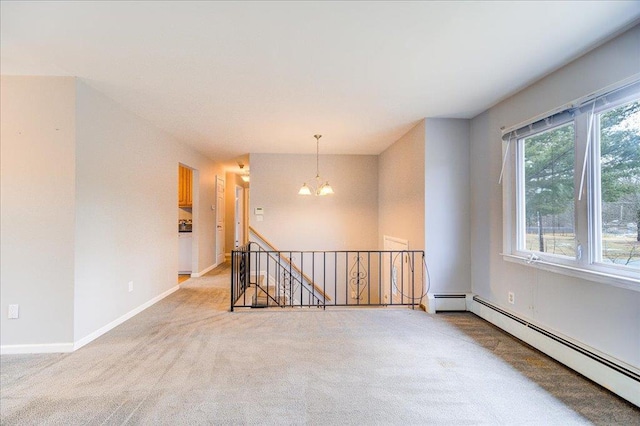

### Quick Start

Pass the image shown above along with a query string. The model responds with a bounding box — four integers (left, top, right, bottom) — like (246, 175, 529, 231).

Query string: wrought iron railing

(231, 243, 428, 311)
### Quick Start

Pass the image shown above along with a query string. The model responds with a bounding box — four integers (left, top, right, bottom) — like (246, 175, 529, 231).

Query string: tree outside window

(598, 100, 640, 268)
(521, 123, 576, 257)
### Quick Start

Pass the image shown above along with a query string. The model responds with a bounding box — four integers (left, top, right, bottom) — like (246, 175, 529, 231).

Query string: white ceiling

(2, 1, 639, 165)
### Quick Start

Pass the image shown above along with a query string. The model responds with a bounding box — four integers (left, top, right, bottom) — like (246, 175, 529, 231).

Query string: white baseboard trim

(190, 263, 216, 278)
(1, 342, 74, 355)
(469, 295, 640, 407)
(73, 285, 180, 351)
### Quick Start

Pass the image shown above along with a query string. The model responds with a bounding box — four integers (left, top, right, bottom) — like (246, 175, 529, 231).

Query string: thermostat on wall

(254, 207, 264, 215)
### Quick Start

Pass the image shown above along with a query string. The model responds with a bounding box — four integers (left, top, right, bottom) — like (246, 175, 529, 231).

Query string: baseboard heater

(471, 295, 639, 406)
(433, 294, 467, 311)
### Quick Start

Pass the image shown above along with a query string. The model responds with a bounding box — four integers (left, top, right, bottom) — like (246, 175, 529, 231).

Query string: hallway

(1, 264, 638, 424)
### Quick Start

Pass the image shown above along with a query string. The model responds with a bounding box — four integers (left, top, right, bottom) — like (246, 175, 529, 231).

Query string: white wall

(73, 80, 223, 342)
(0, 76, 77, 348)
(1, 76, 224, 350)
(250, 125, 471, 299)
(470, 25, 640, 367)
(249, 154, 378, 250)
(378, 120, 425, 250)
(425, 118, 471, 294)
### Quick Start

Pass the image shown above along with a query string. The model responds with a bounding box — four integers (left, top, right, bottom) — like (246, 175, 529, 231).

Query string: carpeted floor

(1, 263, 639, 425)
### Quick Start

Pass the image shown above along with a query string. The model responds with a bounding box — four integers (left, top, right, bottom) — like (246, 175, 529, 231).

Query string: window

(519, 123, 576, 258)
(503, 80, 640, 287)
(595, 99, 640, 269)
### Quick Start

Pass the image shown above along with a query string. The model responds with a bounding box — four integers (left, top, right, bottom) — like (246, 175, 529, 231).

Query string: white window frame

(502, 80, 640, 291)
(514, 121, 577, 266)
(589, 92, 640, 274)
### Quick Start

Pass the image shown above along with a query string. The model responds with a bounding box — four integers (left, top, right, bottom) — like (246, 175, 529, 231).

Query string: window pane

(598, 100, 640, 269)
(521, 123, 576, 256)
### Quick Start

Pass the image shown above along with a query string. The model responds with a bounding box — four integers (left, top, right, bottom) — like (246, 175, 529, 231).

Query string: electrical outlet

(8, 304, 19, 319)
(508, 292, 515, 304)
(128, 281, 134, 292)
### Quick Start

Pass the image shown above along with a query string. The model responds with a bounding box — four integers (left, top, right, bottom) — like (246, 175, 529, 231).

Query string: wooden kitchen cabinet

(178, 165, 193, 208)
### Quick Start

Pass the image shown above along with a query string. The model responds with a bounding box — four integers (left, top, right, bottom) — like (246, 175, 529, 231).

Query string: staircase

(247, 273, 288, 307)
(246, 226, 330, 307)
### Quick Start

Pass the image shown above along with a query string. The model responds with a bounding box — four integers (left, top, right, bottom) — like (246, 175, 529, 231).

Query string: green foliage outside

(599, 100, 639, 265)
(522, 100, 639, 267)
(524, 123, 575, 219)
(523, 123, 576, 257)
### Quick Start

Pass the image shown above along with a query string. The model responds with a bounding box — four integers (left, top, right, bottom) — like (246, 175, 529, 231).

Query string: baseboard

(73, 285, 180, 351)
(469, 295, 640, 407)
(0, 342, 74, 355)
(191, 263, 216, 278)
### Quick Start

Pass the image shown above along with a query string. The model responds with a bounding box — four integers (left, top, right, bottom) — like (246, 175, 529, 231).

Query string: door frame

(383, 235, 409, 305)
(234, 185, 245, 248)
(215, 175, 225, 265)
(190, 167, 199, 275)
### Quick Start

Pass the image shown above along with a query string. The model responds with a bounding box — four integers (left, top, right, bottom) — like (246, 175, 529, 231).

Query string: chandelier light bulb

(298, 183, 312, 195)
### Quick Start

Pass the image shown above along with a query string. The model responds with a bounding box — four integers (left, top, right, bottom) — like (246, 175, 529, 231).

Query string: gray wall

(1, 77, 224, 349)
(0, 76, 77, 347)
(469, 25, 640, 367)
(250, 121, 473, 300)
(74, 80, 223, 342)
(425, 118, 471, 294)
(378, 120, 425, 250)
(249, 153, 378, 250)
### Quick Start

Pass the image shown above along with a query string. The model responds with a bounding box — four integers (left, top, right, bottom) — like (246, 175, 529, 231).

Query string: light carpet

(1, 264, 639, 425)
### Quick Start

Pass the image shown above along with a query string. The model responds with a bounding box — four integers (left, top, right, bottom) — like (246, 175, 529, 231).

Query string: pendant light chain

(316, 135, 320, 178)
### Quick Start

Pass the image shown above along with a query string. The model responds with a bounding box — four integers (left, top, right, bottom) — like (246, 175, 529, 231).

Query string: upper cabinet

(178, 165, 193, 208)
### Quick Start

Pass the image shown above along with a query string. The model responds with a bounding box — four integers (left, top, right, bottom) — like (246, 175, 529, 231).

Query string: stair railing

(254, 244, 326, 307)
(248, 226, 331, 302)
(231, 242, 326, 309)
(231, 239, 428, 311)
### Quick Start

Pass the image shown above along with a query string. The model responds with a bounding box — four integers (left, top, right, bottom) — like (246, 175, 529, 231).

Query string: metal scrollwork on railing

(239, 252, 247, 290)
(348, 255, 368, 301)
(233, 231, 426, 310)
(280, 268, 300, 304)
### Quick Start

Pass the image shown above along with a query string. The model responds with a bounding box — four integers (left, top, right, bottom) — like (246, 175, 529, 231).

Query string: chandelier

(298, 134, 334, 196)
(238, 163, 250, 182)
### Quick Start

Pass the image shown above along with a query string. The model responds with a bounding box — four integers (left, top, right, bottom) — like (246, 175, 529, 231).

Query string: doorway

(178, 164, 196, 282)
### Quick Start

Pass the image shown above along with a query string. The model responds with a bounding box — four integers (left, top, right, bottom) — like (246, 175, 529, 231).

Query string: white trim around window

(502, 79, 640, 291)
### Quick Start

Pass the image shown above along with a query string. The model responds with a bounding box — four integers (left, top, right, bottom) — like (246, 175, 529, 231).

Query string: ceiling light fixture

(238, 163, 250, 182)
(299, 134, 334, 196)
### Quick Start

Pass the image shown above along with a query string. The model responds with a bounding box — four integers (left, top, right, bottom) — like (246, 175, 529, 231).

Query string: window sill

(501, 253, 640, 292)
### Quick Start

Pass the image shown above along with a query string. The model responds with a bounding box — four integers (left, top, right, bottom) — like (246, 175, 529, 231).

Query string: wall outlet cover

(508, 292, 515, 304)
(128, 281, 134, 292)
(8, 304, 19, 319)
